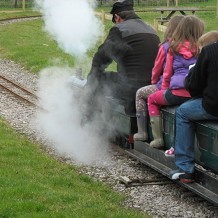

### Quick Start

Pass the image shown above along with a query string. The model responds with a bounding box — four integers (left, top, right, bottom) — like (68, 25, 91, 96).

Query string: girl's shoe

(165, 147, 175, 157)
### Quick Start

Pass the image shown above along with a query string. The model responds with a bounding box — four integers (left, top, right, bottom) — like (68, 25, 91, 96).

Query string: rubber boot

(134, 111, 148, 141)
(150, 116, 164, 148)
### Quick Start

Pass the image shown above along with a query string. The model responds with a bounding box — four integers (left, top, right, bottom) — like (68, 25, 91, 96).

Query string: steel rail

(0, 15, 42, 23)
(0, 75, 38, 99)
(0, 75, 43, 110)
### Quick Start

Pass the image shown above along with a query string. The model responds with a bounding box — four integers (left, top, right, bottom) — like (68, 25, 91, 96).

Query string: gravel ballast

(0, 58, 218, 218)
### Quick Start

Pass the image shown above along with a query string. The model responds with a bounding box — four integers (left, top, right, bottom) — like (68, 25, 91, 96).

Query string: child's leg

(134, 85, 157, 141)
(136, 85, 158, 113)
(147, 90, 168, 116)
(164, 90, 191, 156)
(147, 90, 168, 148)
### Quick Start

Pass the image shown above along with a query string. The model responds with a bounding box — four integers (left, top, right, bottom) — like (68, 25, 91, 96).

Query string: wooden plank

(95, 11, 112, 20)
(158, 24, 167, 32)
(153, 19, 167, 33)
(96, 12, 166, 34)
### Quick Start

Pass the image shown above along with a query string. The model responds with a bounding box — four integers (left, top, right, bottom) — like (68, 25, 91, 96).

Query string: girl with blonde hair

(147, 15, 204, 148)
(134, 15, 185, 141)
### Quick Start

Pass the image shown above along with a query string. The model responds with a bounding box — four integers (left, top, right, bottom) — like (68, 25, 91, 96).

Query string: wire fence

(97, 0, 209, 7)
(0, 0, 34, 9)
(0, 0, 210, 9)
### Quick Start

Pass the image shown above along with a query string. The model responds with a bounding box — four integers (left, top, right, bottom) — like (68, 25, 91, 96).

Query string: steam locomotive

(70, 75, 218, 206)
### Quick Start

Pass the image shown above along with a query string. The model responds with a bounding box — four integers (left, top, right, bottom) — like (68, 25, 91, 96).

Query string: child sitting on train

(133, 15, 185, 142)
(165, 30, 218, 156)
(147, 15, 204, 148)
(170, 32, 218, 183)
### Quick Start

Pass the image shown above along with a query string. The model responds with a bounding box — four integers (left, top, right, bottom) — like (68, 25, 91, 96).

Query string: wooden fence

(95, 11, 166, 43)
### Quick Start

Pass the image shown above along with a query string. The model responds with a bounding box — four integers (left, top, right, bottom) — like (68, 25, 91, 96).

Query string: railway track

(0, 16, 41, 107)
(0, 15, 41, 22)
(0, 75, 40, 108)
(0, 15, 42, 27)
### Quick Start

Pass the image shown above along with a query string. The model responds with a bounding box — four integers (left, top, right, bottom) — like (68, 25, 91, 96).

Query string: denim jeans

(175, 98, 218, 173)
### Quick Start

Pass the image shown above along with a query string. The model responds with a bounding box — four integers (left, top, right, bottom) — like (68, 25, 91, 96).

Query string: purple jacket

(170, 53, 197, 89)
(161, 40, 198, 90)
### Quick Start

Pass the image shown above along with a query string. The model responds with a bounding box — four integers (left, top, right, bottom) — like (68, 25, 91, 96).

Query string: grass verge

(0, 18, 75, 73)
(0, 118, 148, 218)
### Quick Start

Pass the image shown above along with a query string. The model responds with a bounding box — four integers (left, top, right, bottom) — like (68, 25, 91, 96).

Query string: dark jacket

(87, 13, 160, 114)
(88, 13, 160, 88)
(185, 42, 218, 117)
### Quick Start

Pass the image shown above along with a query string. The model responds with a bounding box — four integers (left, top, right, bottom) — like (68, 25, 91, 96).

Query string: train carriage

(104, 96, 218, 206)
(70, 76, 218, 206)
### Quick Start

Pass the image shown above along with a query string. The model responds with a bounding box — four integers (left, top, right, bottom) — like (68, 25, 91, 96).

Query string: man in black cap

(84, 0, 160, 119)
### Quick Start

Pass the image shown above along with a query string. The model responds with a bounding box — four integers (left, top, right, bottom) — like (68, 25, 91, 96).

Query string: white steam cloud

(35, 67, 113, 165)
(35, 0, 102, 56)
(33, 0, 114, 165)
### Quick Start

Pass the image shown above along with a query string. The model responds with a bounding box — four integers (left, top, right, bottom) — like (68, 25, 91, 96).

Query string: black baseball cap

(110, 0, 134, 15)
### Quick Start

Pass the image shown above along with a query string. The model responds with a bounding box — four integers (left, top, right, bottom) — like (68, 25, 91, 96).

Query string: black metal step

(125, 141, 218, 206)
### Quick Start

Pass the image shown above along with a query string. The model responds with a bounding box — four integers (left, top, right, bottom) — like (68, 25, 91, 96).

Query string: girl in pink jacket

(134, 15, 184, 141)
(147, 16, 204, 148)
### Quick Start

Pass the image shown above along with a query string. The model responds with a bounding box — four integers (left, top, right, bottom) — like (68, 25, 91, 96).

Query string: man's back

(115, 18, 160, 85)
(91, 14, 160, 87)
(86, 0, 160, 114)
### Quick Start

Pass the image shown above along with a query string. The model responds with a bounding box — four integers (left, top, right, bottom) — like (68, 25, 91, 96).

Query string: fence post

(154, 19, 158, 31)
(217, 0, 218, 17)
(22, 0, 25, 11)
(167, 0, 169, 7)
(101, 11, 106, 43)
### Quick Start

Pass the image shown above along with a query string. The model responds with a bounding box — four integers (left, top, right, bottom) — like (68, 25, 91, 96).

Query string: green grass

(0, 19, 75, 73)
(0, 9, 40, 20)
(0, 118, 148, 218)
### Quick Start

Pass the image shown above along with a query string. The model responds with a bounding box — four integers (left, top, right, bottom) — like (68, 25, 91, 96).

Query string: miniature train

(70, 76, 218, 206)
